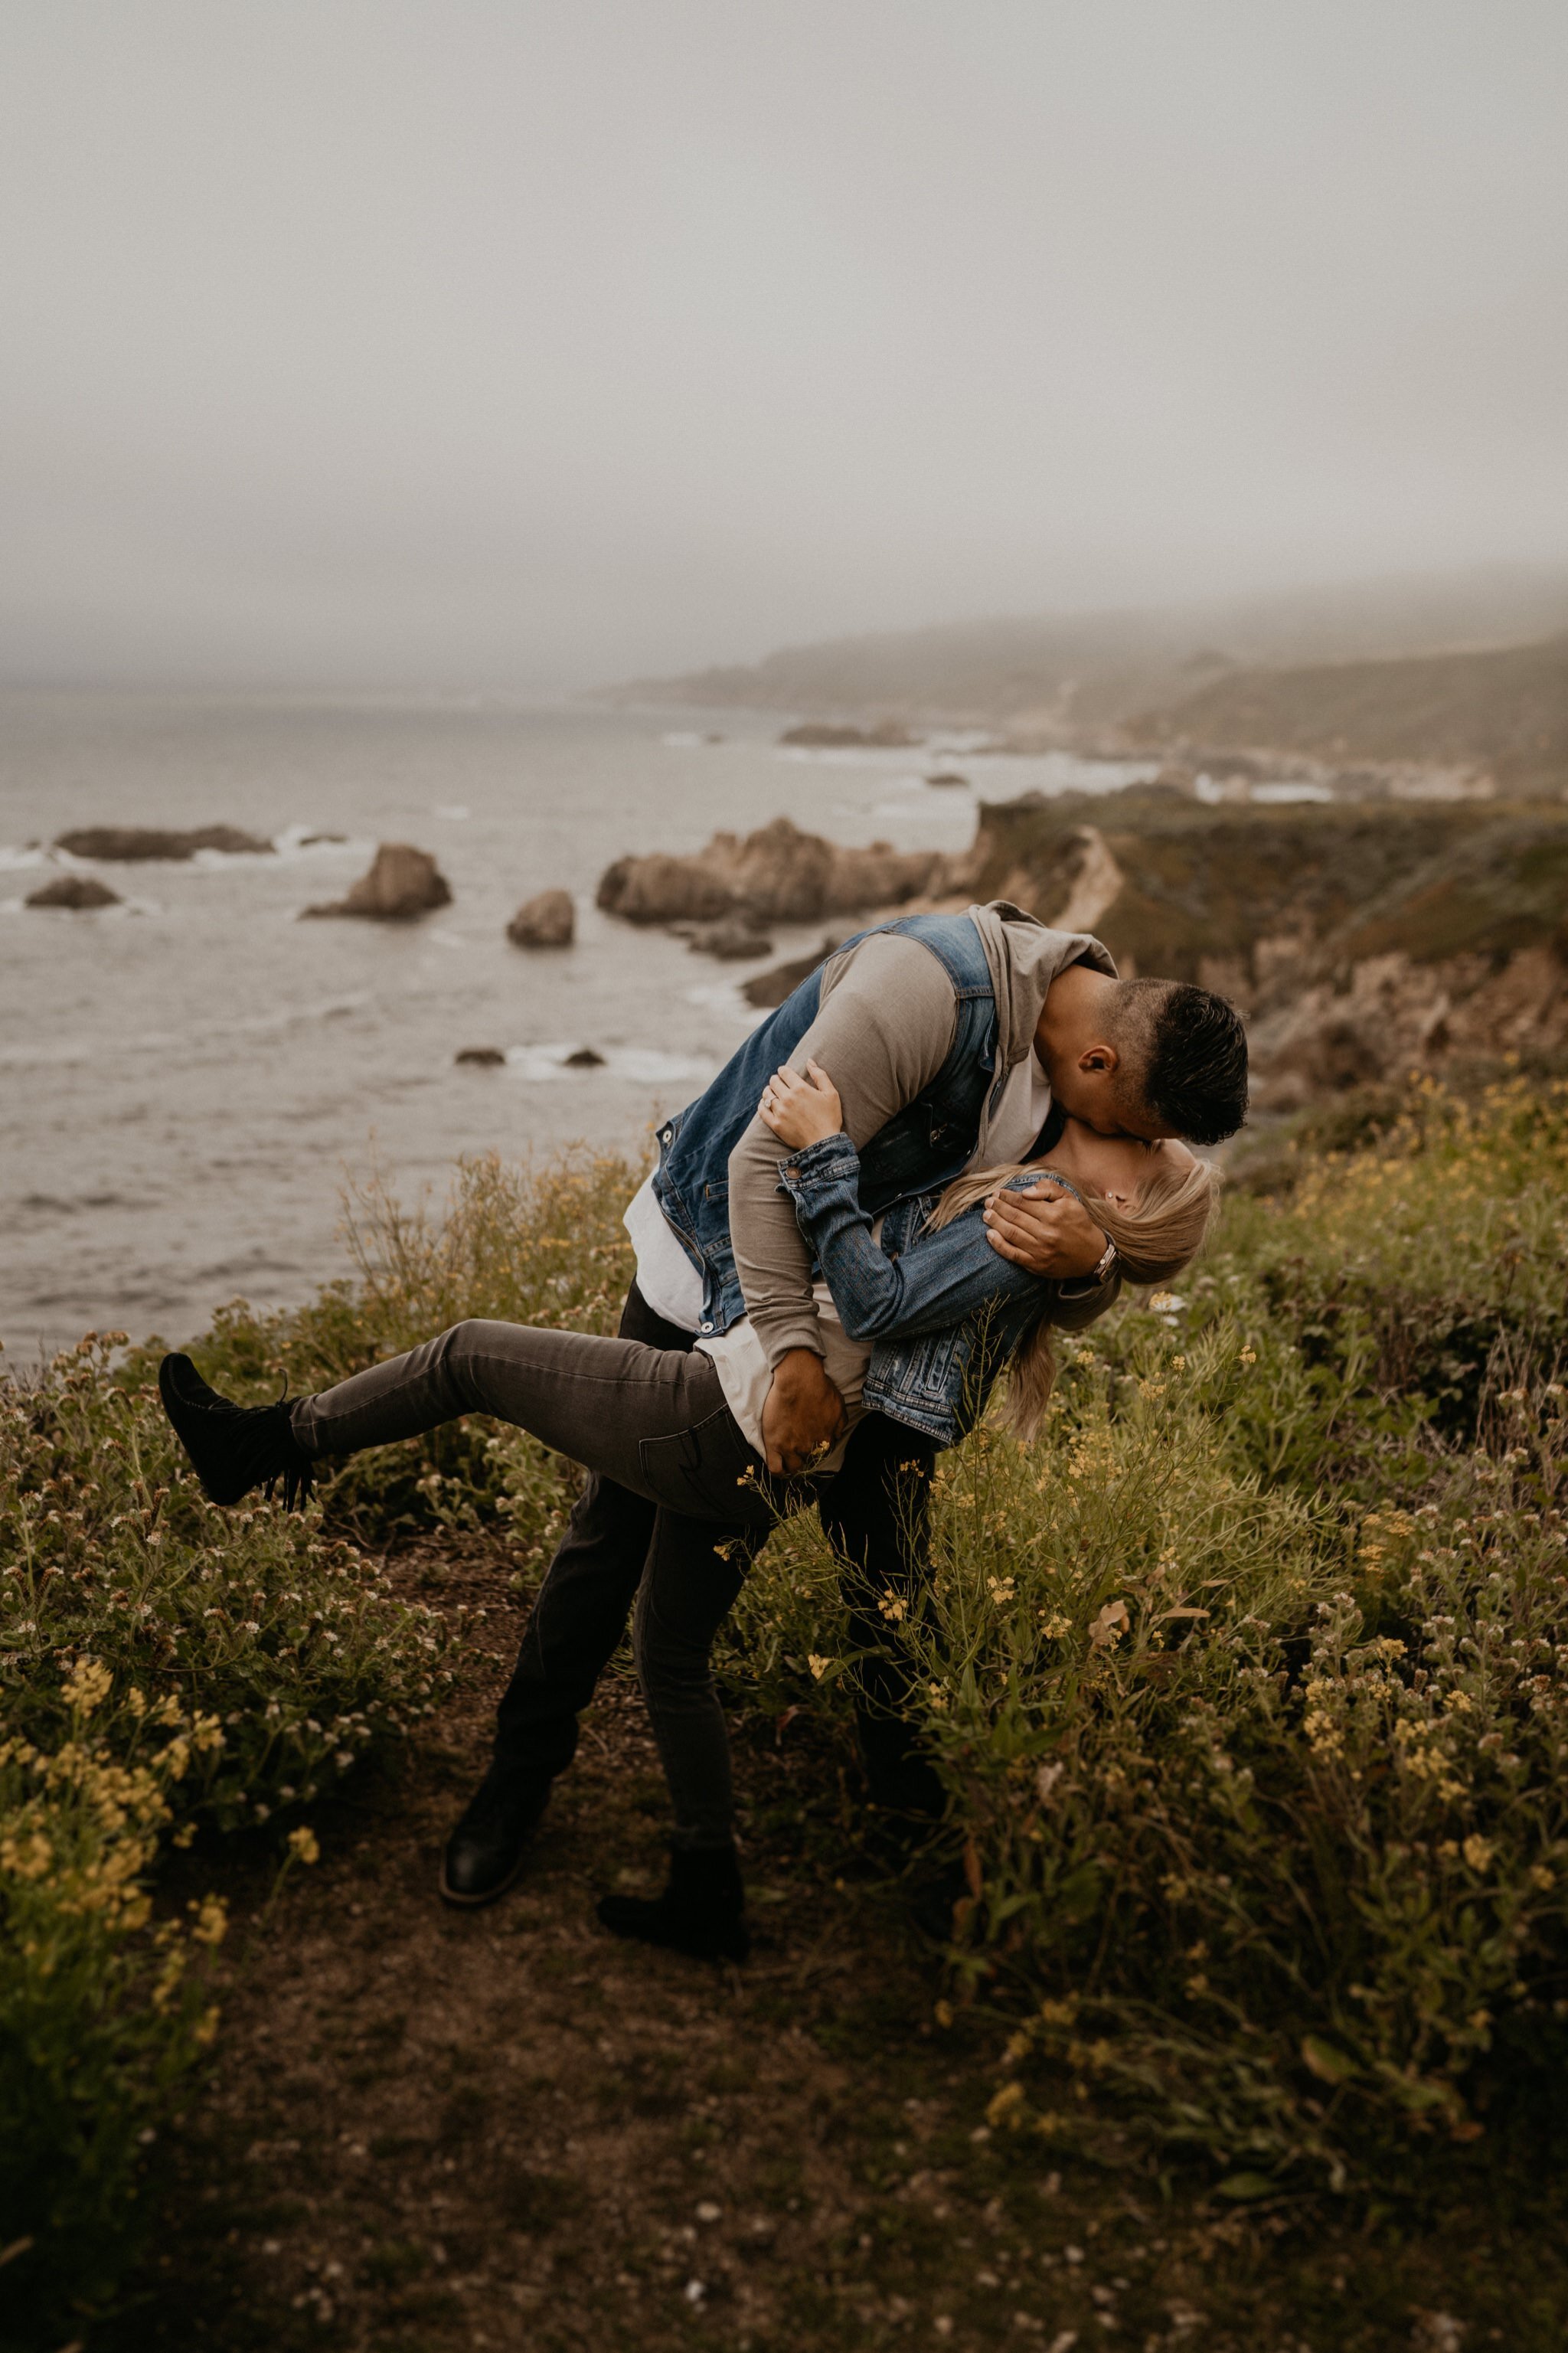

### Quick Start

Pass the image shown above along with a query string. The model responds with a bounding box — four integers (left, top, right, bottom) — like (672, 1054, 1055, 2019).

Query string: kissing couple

(159, 901, 1246, 1962)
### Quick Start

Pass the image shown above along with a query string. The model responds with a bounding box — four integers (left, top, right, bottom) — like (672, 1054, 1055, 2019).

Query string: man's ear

(1079, 1041, 1120, 1076)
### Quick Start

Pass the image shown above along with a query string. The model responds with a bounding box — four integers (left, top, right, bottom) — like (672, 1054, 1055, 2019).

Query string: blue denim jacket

(779, 1134, 1122, 1446)
(650, 912, 1004, 1337)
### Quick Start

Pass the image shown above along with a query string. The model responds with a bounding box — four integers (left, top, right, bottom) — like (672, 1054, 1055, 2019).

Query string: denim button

(700, 1320, 714, 1333)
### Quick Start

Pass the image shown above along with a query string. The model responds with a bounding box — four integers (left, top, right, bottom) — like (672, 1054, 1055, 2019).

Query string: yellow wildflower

(62, 1657, 113, 1716)
(286, 1825, 320, 1866)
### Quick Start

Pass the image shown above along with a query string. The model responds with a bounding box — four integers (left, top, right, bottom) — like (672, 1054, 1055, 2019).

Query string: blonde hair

(925, 1153, 1219, 1443)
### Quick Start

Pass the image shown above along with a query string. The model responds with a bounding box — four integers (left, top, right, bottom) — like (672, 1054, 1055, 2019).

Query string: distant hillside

(1132, 632, 1568, 786)
(606, 567, 1568, 732)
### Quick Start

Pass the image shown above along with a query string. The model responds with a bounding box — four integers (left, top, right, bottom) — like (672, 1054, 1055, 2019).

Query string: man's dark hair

(1116, 979, 1249, 1145)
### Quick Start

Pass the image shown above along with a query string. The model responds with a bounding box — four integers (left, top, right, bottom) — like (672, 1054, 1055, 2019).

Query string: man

(442, 900, 1248, 1913)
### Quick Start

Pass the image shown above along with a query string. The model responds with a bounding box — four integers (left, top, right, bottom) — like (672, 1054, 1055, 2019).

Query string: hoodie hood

(967, 900, 1119, 1074)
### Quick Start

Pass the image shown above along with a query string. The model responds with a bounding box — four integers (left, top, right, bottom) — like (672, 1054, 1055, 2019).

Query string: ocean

(0, 688, 1155, 1357)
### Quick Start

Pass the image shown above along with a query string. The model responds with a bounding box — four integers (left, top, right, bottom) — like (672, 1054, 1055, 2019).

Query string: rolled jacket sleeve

(781, 1140, 1055, 1342)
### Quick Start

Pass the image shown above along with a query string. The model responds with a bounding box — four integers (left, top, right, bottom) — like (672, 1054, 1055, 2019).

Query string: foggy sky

(3, 1, 1566, 693)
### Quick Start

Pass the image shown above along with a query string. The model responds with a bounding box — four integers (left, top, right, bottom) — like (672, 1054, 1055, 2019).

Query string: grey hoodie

(727, 901, 1118, 1367)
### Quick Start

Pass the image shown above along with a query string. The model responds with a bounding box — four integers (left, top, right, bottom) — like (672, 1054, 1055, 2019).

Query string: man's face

(1048, 1050, 1181, 1143)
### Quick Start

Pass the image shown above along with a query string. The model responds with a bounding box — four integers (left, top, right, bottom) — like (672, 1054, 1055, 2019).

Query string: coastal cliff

(967, 791, 1568, 1106)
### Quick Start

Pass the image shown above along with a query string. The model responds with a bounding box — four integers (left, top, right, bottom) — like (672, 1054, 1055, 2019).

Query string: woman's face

(1044, 1118, 1194, 1207)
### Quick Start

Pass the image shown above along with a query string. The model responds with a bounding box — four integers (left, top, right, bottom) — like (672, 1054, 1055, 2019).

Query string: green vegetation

(0, 1338, 456, 2340)
(969, 789, 1568, 985)
(5, 1088, 1567, 2335)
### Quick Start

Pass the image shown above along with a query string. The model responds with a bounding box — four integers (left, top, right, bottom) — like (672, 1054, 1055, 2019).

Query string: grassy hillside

(969, 790, 1568, 982)
(1132, 632, 1568, 786)
(9, 1086, 1568, 2343)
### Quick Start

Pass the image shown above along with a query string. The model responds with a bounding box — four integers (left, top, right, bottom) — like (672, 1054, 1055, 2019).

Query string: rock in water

(301, 843, 452, 920)
(596, 851, 734, 925)
(456, 1047, 506, 1067)
(779, 721, 920, 749)
(25, 874, 122, 910)
(507, 888, 575, 947)
(740, 935, 843, 1008)
(925, 772, 970, 789)
(562, 1046, 606, 1067)
(54, 825, 274, 860)
(597, 815, 946, 927)
(688, 920, 776, 960)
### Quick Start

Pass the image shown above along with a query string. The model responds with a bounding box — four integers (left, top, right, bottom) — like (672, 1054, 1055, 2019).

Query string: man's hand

(760, 1348, 847, 1475)
(984, 1178, 1108, 1279)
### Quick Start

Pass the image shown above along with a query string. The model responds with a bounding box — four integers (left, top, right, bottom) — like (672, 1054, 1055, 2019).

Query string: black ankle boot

(440, 1766, 553, 1907)
(596, 1844, 750, 1962)
(158, 1351, 316, 1508)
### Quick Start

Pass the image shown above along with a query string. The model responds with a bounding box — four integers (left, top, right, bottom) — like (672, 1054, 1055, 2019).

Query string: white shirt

(624, 1047, 1054, 1463)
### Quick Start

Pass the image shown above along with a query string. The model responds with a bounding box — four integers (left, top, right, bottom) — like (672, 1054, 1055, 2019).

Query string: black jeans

(485, 1284, 938, 1821)
(292, 1283, 939, 1841)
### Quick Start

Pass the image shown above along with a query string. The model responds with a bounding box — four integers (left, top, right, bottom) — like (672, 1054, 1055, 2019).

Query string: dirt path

(108, 1543, 1557, 2353)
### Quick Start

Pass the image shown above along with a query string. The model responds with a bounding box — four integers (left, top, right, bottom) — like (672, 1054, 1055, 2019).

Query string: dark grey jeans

(291, 1313, 794, 1848)
(293, 1292, 941, 1849)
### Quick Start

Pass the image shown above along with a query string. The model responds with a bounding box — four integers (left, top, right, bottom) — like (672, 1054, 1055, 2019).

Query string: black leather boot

(856, 1707, 946, 1825)
(158, 1352, 315, 1508)
(596, 1843, 750, 1962)
(440, 1766, 554, 1907)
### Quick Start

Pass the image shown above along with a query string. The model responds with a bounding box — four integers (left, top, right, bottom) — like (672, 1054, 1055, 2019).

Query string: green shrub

(1211, 1074, 1568, 1440)
(1, 1674, 227, 2338)
(0, 1335, 461, 2334)
(726, 1081, 1568, 2185)
(2, 1337, 456, 1831)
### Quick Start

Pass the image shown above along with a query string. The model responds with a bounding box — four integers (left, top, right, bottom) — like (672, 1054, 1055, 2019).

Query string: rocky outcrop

(54, 825, 274, 861)
(507, 889, 575, 948)
(740, 936, 843, 1009)
(686, 920, 775, 960)
(1248, 946, 1568, 1111)
(779, 721, 921, 750)
(456, 1047, 505, 1067)
(597, 817, 946, 929)
(25, 874, 121, 910)
(301, 844, 452, 921)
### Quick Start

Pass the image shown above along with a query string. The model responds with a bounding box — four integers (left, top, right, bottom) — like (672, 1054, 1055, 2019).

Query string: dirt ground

(105, 1542, 1565, 2353)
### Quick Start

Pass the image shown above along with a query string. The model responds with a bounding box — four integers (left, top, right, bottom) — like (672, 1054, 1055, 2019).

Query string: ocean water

(0, 688, 1155, 1356)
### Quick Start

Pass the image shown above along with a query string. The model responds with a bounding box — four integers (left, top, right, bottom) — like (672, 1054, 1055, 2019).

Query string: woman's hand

(760, 1058, 844, 1149)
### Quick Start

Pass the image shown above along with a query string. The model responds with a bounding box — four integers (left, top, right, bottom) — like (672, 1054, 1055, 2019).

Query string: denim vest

(650, 913, 1004, 1337)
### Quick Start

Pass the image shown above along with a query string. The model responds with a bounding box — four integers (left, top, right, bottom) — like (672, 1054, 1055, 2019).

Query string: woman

(158, 1063, 1216, 1961)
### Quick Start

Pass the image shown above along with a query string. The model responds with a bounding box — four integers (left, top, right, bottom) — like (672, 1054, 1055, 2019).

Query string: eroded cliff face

(966, 792, 1568, 1106)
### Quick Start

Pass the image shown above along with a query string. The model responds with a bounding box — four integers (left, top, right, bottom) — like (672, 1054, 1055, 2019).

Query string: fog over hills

(609, 567, 1568, 737)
